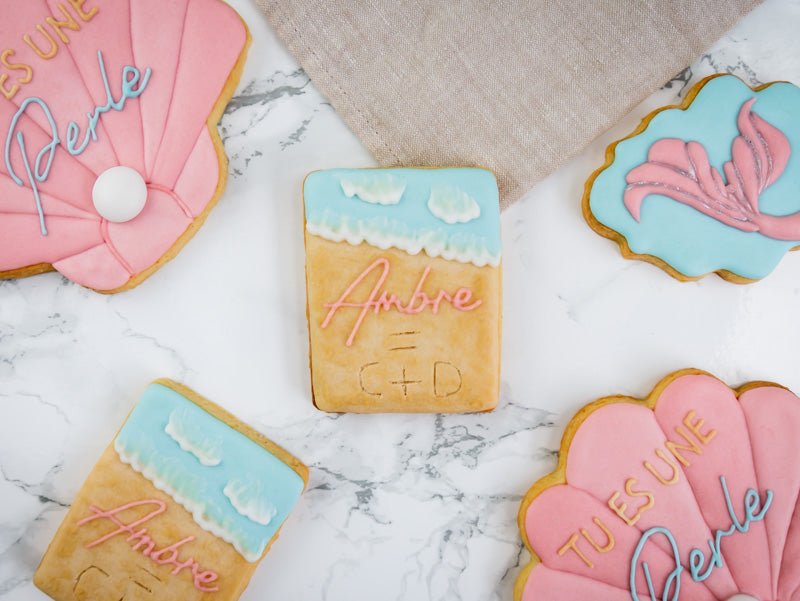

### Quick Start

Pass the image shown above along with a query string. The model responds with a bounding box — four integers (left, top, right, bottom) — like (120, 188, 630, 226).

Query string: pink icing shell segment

(173, 128, 223, 218)
(0, 0, 249, 290)
(150, 0, 247, 188)
(652, 375, 771, 599)
(518, 371, 800, 601)
(740, 385, 800, 599)
(129, 0, 189, 180)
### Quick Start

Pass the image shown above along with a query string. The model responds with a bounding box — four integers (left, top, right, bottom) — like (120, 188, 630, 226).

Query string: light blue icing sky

(114, 383, 305, 562)
(589, 76, 800, 280)
(304, 168, 501, 265)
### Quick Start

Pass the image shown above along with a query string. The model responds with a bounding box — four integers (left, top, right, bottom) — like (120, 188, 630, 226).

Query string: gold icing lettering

(607, 478, 655, 526)
(66, 0, 99, 22)
(0, 73, 17, 100)
(45, 4, 81, 44)
(580, 517, 615, 553)
(557, 533, 593, 568)
(684, 410, 716, 445)
(4, 0, 100, 95)
(665, 425, 704, 467)
(0, 49, 33, 100)
(644, 448, 680, 485)
(23, 26, 59, 60)
(1, 50, 33, 83)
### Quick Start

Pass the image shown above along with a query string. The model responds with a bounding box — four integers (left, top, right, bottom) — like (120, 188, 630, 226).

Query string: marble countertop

(3, 0, 800, 599)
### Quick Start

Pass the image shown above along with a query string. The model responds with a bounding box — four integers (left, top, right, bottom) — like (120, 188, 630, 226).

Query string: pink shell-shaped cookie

(0, 0, 250, 291)
(516, 369, 800, 601)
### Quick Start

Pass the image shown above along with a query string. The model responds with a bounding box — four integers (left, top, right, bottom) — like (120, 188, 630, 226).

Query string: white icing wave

(223, 479, 277, 526)
(164, 410, 222, 466)
(306, 218, 501, 267)
(340, 173, 406, 205)
(114, 439, 264, 562)
(427, 184, 481, 224)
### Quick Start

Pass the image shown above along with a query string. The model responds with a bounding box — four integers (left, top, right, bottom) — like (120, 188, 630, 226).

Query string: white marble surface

(3, 0, 800, 599)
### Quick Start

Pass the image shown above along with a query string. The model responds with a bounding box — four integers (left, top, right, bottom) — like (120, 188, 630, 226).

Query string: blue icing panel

(304, 168, 502, 267)
(114, 383, 305, 562)
(589, 75, 800, 280)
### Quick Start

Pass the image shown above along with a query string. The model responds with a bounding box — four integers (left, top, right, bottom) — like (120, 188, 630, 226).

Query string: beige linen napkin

(256, 0, 760, 209)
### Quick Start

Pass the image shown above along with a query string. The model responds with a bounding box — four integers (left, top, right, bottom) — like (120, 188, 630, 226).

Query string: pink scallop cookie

(0, 0, 251, 292)
(516, 369, 800, 601)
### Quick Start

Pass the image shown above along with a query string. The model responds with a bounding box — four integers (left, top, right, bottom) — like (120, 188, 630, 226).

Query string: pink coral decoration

(623, 99, 800, 241)
(0, 0, 250, 291)
(516, 370, 800, 601)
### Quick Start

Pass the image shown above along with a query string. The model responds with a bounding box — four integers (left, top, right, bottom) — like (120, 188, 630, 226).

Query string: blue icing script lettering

(629, 476, 772, 601)
(4, 50, 150, 236)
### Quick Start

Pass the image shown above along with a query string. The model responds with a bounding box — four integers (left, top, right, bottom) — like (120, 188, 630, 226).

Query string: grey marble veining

(3, 0, 800, 600)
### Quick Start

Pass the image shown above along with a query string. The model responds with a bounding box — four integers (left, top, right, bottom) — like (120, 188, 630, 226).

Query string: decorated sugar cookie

(34, 380, 307, 601)
(584, 74, 800, 282)
(303, 167, 502, 413)
(516, 369, 800, 601)
(0, 0, 250, 292)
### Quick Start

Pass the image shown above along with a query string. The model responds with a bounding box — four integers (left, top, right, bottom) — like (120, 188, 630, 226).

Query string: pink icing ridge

(740, 385, 800, 600)
(517, 371, 800, 601)
(623, 98, 800, 241)
(130, 0, 189, 181)
(0, 0, 248, 291)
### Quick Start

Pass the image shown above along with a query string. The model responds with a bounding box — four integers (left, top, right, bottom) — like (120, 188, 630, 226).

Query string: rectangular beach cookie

(304, 167, 502, 413)
(34, 380, 307, 601)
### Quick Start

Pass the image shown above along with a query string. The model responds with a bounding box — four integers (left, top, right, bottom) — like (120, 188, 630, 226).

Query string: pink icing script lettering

(76, 499, 220, 592)
(321, 257, 482, 346)
(623, 98, 800, 240)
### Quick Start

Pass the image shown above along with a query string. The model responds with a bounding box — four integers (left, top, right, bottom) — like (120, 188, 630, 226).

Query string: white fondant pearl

(92, 166, 148, 223)
(726, 595, 759, 601)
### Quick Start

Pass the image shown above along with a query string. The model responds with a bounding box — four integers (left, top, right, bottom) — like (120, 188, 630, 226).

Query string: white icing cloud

(223, 479, 277, 526)
(164, 410, 222, 466)
(427, 185, 481, 224)
(340, 173, 406, 205)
